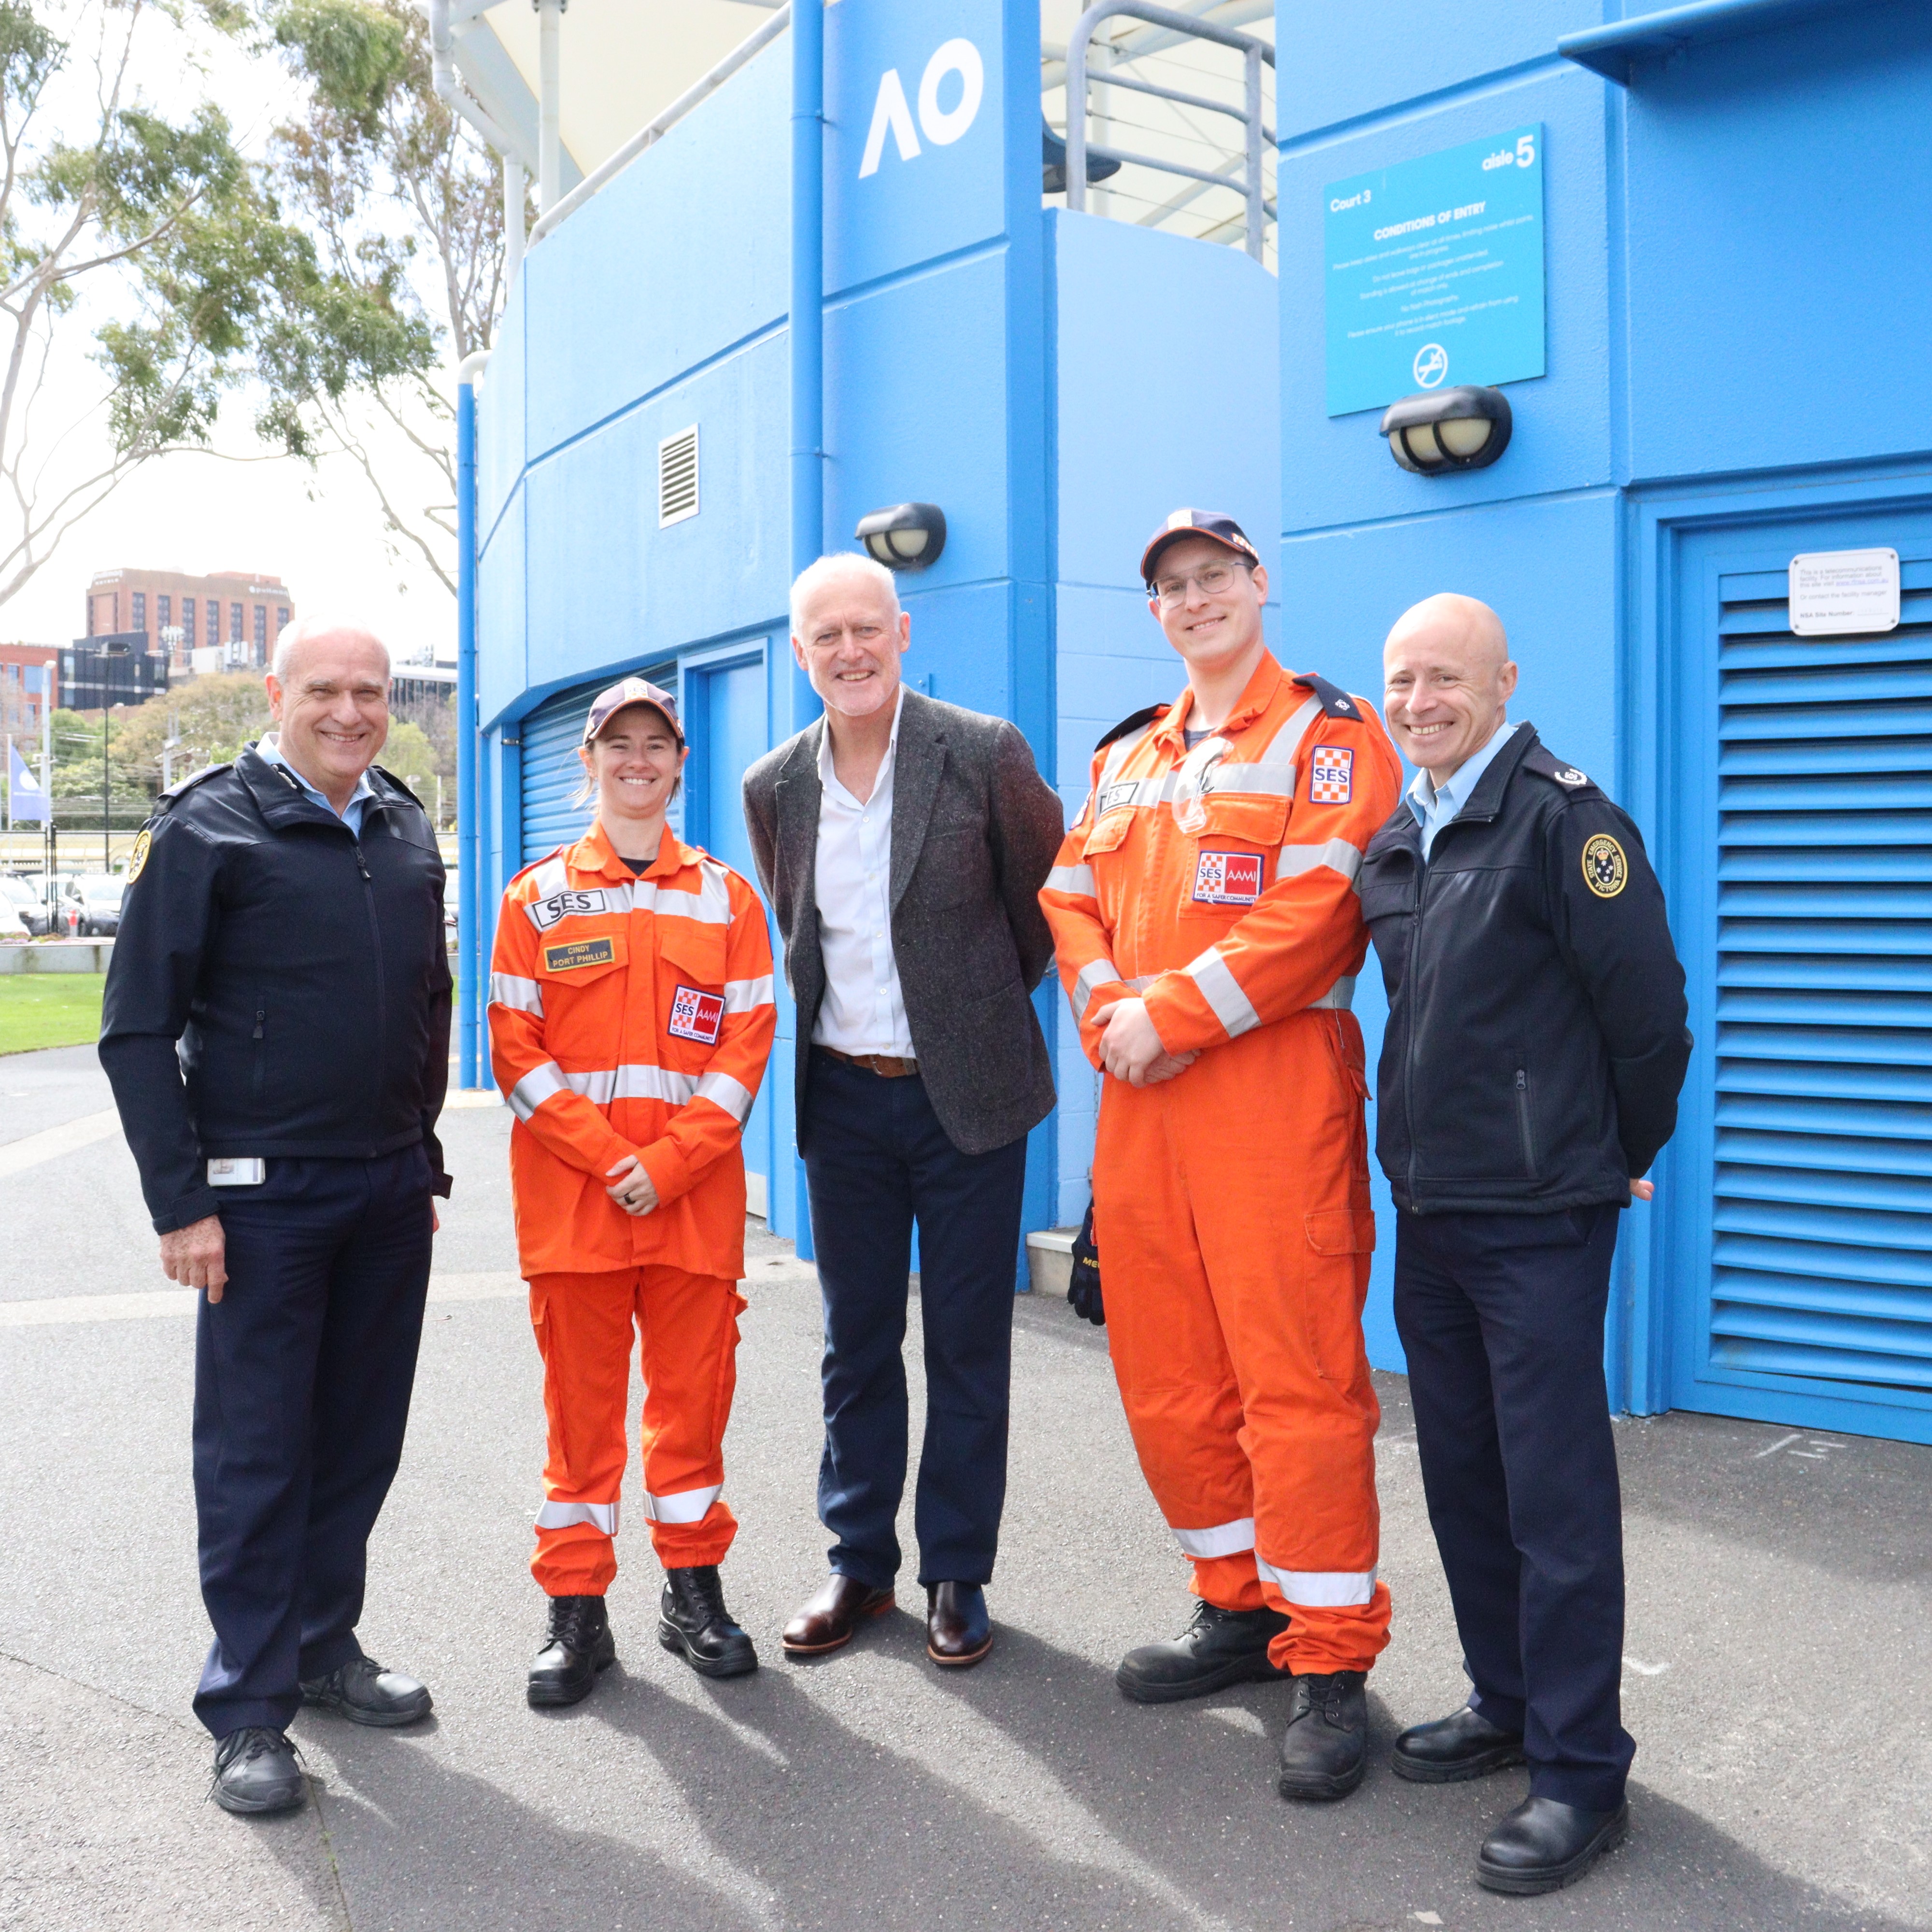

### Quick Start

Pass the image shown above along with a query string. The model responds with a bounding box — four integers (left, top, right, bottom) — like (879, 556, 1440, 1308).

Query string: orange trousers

(1092, 1008, 1392, 1675)
(527, 1265, 746, 1595)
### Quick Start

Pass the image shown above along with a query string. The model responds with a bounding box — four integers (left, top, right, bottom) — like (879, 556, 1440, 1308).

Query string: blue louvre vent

(520, 663, 680, 867)
(1708, 558, 1932, 1389)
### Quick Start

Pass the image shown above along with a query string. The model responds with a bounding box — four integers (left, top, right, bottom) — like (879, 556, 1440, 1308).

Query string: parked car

(0, 896, 27, 943)
(0, 874, 54, 938)
(61, 873, 126, 938)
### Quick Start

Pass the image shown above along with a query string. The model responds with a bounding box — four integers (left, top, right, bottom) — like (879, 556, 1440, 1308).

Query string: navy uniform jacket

(99, 747, 453, 1233)
(1359, 725, 1690, 1216)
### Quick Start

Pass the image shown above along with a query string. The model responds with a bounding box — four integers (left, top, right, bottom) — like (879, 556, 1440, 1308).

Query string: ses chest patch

(1192, 850, 1265, 905)
(1309, 745, 1353, 805)
(668, 983, 725, 1044)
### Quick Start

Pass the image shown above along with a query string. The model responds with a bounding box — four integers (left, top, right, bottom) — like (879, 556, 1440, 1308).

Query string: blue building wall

(1277, 0, 1932, 1437)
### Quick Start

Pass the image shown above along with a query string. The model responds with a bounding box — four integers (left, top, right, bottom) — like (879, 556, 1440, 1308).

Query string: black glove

(1067, 1201, 1103, 1326)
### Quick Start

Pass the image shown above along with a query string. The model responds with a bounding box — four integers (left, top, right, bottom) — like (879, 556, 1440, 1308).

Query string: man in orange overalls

(490, 678, 776, 1704)
(1040, 512, 1401, 1802)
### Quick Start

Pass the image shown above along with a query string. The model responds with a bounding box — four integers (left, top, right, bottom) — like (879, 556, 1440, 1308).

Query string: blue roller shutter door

(521, 663, 678, 867)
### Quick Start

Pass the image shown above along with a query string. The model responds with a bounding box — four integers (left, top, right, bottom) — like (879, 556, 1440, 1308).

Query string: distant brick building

(0, 642, 58, 735)
(85, 568, 293, 673)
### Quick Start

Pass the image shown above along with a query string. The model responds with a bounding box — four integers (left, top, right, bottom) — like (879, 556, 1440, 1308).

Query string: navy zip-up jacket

(1359, 724, 1691, 1216)
(99, 746, 453, 1233)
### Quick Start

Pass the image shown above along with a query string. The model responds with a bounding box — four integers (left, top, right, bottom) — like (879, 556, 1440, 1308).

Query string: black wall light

(1380, 385, 1513, 474)
(856, 502, 947, 571)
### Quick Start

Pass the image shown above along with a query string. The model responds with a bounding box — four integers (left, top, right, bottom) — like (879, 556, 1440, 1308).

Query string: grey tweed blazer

(741, 689, 1065, 1157)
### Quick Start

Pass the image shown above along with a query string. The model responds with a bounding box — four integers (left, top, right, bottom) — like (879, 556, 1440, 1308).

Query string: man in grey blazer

(743, 553, 1063, 1669)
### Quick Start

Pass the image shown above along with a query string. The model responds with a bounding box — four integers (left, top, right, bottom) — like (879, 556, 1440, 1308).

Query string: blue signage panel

(825, 0, 1007, 298)
(1323, 125, 1545, 418)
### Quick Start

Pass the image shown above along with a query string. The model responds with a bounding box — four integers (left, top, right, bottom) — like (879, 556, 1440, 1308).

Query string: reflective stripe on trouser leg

(634, 1264, 744, 1567)
(1093, 1081, 1264, 1613)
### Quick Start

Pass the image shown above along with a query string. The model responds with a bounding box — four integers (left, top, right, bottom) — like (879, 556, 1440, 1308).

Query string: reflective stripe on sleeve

(723, 974, 775, 1012)
(489, 972, 544, 1015)
(535, 1498, 619, 1534)
(1254, 1555, 1378, 1607)
(695, 1070, 754, 1122)
(640, 1482, 723, 1525)
(1308, 976, 1356, 1012)
(1279, 838, 1364, 885)
(1184, 948, 1261, 1038)
(1072, 955, 1123, 1014)
(1171, 1516, 1256, 1559)
(508, 1060, 571, 1120)
(1045, 863, 1095, 896)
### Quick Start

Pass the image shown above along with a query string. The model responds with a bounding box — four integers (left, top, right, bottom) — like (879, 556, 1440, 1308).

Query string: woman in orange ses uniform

(488, 678, 776, 1705)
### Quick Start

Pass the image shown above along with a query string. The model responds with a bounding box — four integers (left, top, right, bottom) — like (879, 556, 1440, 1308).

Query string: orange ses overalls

(490, 819, 776, 1595)
(1040, 651, 1403, 1676)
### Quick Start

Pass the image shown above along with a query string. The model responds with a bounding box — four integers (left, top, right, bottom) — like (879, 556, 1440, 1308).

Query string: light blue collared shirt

(1407, 720, 1522, 863)
(256, 734, 378, 838)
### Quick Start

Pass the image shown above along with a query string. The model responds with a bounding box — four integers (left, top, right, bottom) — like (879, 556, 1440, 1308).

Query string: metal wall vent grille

(1707, 554, 1932, 1389)
(658, 426, 699, 527)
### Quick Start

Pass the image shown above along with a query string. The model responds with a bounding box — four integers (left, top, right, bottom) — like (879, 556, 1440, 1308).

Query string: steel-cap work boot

(659, 1565, 758, 1678)
(211, 1727, 306, 1815)
(1115, 1600, 1291, 1705)
(1276, 1669, 1369, 1800)
(527, 1593, 616, 1708)
(301, 1654, 433, 1728)
(1477, 1795, 1629, 1895)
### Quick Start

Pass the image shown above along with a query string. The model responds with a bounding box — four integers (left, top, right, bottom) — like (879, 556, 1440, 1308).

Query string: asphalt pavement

(1, 1041, 1928, 1932)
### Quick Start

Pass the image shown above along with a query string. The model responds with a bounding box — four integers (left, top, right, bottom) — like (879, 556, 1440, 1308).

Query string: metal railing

(1062, 0, 1275, 262)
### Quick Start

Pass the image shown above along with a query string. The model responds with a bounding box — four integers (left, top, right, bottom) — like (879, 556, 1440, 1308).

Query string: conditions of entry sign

(1324, 126, 1546, 418)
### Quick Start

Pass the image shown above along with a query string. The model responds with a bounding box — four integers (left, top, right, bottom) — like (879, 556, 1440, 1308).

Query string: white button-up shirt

(1407, 719, 1521, 863)
(811, 690, 915, 1057)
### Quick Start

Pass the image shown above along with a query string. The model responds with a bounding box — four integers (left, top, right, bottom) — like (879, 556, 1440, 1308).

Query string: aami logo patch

(1309, 745, 1353, 805)
(1192, 850, 1264, 905)
(668, 984, 725, 1044)
(542, 936, 616, 973)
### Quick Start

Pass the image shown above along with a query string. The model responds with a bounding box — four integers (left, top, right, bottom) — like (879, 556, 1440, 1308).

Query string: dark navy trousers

(802, 1051, 1026, 1590)
(192, 1147, 433, 1737)
(1393, 1201, 1635, 1812)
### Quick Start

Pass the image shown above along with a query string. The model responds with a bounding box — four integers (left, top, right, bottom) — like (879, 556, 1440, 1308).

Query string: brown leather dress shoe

(781, 1574, 895, 1657)
(926, 1582, 993, 1668)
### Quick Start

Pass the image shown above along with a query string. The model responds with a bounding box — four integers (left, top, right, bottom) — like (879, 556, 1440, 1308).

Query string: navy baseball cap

(582, 676, 683, 745)
(1140, 510, 1262, 587)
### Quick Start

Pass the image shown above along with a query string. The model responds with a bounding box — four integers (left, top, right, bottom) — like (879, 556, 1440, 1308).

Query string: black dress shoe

(527, 1593, 616, 1707)
(1477, 1795, 1629, 1895)
(300, 1655, 433, 1728)
(1392, 1703, 1525, 1783)
(782, 1574, 896, 1656)
(1276, 1670, 1369, 1800)
(211, 1727, 306, 1816)
(659, 1566, 758, 1678)
(925, 1581, 993, 1667)
(1116, 1600, 1290, 1705)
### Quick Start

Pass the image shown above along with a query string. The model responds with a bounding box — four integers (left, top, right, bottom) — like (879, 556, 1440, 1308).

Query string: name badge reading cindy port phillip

(1192, 851, 1264, 905)
(543, 936, 616, 973)
(669, 984, 724, 1044)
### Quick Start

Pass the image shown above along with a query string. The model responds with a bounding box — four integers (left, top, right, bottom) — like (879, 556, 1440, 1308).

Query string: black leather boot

(1276, 1670, 1369, 1800)
(1392, 1703, 1524, 1783)
(527, 1593, 616, 1708)
(301, 1654, 433, 1728)
(1477, 1795, 1629, 1894)
(659, 1566, 758, 1678)
(211, 1728, 306, 1815)
(1115, 1600, 1290, 1704)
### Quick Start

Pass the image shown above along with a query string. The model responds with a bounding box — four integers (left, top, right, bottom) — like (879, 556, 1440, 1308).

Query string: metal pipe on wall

(503, 155, 525, 283)
(789, 0, 824, 737)
(455, 347, 489, 1089)
(537, 0, 562, 213)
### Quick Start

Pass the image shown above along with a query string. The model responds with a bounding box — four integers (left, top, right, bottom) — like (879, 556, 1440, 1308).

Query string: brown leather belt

(817, 1045, 919, 1079)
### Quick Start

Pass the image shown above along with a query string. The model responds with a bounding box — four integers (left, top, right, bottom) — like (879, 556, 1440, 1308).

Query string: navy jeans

(191, 1147, 433, 1737)
(1393, 1201, 1634, 1812)
(802, 1051, 1026, 1589)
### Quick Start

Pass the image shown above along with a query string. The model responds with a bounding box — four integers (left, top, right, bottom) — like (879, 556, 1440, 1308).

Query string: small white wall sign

(1788, 547, 1900, 637)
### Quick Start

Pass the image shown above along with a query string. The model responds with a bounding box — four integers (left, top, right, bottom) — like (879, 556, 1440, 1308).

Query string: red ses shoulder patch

(1309, 745, 1353, 804)
(1192, 850, 1264, 905)
(668, 984, 724, 1044)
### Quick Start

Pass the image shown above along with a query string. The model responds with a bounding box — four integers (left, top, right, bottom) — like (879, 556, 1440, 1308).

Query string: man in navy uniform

(1360, 594, 1690, 1895)
(99, 614, 450, 1815)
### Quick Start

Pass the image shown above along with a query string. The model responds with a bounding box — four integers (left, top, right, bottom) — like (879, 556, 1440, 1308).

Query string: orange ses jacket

(489, 820, 777, 1281)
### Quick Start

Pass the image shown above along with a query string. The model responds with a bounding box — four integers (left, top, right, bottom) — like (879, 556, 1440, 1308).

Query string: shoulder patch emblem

(1310, 745, 1353, 805)
(1581, 833, 1627, 899)
(669, 983, 724, 1045)
(1553, 766, 1589, 787)
(126, 828, 152, 883)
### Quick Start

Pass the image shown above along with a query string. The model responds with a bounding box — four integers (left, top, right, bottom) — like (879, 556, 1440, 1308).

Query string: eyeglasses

(1151, 561, 1249, 606)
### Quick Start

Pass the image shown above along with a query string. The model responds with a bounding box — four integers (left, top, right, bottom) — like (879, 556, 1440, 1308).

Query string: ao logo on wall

(858, 38, 984, 177)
